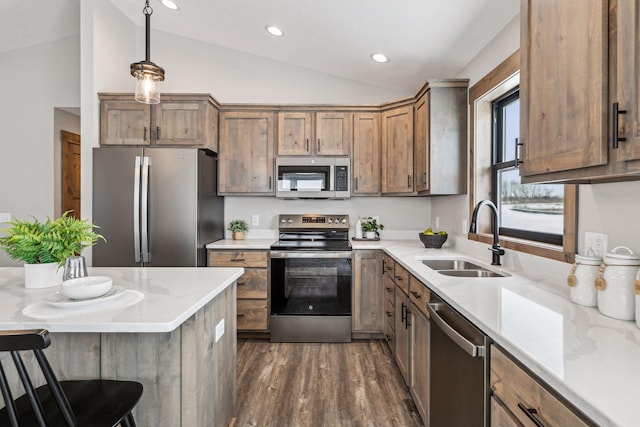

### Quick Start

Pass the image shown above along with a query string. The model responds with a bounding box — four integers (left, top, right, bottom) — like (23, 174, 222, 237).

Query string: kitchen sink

(436, 269, 507, 278)
(417, 257, 509, 278)
(421, 259, 484, 270)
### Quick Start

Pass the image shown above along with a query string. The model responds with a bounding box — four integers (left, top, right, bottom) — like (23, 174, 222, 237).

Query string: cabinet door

(352, 113, 381, 194)
(277, 112, 312, 155)
(219, 111, 274, 194)
(154, 100, 209, 146)
(490, 396, 522, 427)
(617, 0, 640, 164)
(414, 93, 429, 193)
(394, 285, 410, 385)
(352, 250, 383, 333)
(100, 100, 151, 145)
(410, 304, 429, 425)
(315, 112, 351, 156)
(382, 106, 414, 193)
(520, 0, 608, 179)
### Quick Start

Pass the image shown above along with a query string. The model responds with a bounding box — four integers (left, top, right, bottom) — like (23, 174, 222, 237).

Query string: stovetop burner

(271, 214, 351, 251)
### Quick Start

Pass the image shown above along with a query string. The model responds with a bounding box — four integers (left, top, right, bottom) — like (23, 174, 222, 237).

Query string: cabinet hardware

(237, 313, 246, 317)
(268, 176, 272, 190)
(401, 302, 407, 324)
(306, 138, 309, 151)
(156, 126, 161, 140)
(514, 138, 524, 166)
(317, 138, 320, 152)
(407, 175, 412, 189)
(230, 258, 246, 262)
(517, 403, 546, 427)
(385, 311, 392, 317)
(355, 177, 358, 191)
(613, 102, 627, 149)
(410, 291, 421, 299)
(385, 287, 393, 292)
(395, 275, 403, 281)
(381, 259, 386, 275)
(143, 127, 148, 141)
(385, 334, 392, 340)
(423, 171, 427, 185)
(237, 282, 246, 286)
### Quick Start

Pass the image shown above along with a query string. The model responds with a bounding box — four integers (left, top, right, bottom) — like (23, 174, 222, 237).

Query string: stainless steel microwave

(275, 157, 350, 199)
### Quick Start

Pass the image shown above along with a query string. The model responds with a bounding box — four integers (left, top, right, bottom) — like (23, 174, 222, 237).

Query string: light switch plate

(215, 319, 225, 342)
(0, 213, 11, 223)
(435, 217, 440, 229)
(252, 214, 259, 226)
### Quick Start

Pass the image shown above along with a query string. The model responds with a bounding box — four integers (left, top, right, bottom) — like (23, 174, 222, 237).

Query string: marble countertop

(0, 267, 243, 333)
(206, 239, 275, 250)
(374, 240, 639, 427)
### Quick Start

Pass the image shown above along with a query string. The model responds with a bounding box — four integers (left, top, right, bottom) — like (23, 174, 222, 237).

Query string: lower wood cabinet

(208, 249, 269, 333)
(394, 284, 410, 385)
(352, 250, 384, 334)
(490, 345, 596, 427)
(409, 294, 429, 425)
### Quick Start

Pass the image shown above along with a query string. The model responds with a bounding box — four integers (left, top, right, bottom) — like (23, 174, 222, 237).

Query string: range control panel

(278, 214, 349, 229)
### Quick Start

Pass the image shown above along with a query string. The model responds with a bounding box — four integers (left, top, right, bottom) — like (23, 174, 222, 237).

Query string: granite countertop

(375, 240, 639, 427)
(0, 267, 243, 333)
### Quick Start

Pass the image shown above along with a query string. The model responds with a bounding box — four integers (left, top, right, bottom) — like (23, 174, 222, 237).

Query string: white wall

(53, 108, 81, 218)
(0, 36, 80, 266)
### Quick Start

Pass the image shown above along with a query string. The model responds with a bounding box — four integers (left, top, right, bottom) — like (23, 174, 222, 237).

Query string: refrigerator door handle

(141, 156, 151, 263)
(133, 156, 142, 263)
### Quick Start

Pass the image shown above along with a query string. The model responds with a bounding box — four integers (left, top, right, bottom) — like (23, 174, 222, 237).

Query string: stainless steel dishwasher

(427, 293, 490, 427)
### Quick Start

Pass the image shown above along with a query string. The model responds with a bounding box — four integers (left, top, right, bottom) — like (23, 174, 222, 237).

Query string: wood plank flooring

(235, 340, 424, 427)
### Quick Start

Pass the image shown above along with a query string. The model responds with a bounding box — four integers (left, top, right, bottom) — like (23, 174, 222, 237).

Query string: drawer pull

(395, 275, 403, 281)
(385, 311, 392, 317)
(385, 334, 392, 340)
(230, 258, 246, 262)
(385, 287, 393, 292)
(517, 403, 546, 427)
(237, 313, 246, 317)
(237, 282, 246, 286)
(410, 291, 421, 299)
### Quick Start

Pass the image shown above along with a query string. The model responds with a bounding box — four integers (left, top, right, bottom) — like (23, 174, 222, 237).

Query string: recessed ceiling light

(265, 25, 284, 37)
(370, 53, 389, 63)
(161, 0, 179, 10)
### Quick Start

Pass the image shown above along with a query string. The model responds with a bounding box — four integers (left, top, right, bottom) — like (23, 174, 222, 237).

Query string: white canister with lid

(567, 253, 601, 307)
(636, 270, 640, 328)
(595, 246, 640, 320)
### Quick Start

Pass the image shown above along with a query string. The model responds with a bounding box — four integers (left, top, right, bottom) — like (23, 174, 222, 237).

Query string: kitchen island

(0, 266, 243, 427)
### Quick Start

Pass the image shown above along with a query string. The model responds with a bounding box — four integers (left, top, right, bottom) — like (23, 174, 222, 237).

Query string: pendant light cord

(143, 0, 153, 62)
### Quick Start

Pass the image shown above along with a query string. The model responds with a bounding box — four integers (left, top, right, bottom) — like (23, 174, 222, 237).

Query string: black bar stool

(0, 329, 143, 427)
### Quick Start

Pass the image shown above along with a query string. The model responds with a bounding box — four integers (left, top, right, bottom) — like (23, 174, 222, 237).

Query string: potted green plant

(0, 212, 104, 288)
(227, 219, 249, 240)
(361, 217, 384, 239)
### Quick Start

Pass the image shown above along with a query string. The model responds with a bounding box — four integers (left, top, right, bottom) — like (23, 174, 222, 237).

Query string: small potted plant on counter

(0, 212, 104, 288)
(228, 219, 249, 240)
(361, 217, 384, 239)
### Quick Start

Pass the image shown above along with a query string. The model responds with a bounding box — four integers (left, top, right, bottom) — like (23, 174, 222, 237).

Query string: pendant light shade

(130, 1, 165, 104)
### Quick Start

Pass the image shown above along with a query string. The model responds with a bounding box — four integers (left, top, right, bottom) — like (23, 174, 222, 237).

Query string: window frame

(468, 50, 577, 263)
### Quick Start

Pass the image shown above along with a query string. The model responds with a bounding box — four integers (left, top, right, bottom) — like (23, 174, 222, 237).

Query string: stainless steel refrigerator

(92, 147, 224, 267)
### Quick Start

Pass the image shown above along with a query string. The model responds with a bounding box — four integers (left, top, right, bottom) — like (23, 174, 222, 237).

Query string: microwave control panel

(335, 166, 349, 192)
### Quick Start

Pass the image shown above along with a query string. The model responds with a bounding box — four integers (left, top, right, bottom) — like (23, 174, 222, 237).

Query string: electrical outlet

(215, 319, 225, 343)
(251, 214, 259, 226)
(585, 232, 608, 257)
(435, 217, 440, 229)
(462, 219, 468, 234)
(0, 213, 11, 223)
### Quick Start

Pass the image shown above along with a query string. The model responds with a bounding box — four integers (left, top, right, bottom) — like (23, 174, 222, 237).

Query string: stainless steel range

(270, 214, 352, 342)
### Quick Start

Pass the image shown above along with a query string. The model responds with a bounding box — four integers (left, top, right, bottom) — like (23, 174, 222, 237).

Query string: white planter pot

(365, 231, 376, 239)
(24, 262, 63, 289)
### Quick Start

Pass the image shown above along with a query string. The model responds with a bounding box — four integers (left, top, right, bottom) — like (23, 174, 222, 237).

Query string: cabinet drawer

(490, 396, 522, 427)
(491, 346, 593, 427)
(393, 263, 409, 293)
(384, 276, 395, 306)
(385, 320, 395, 354)
(409, 275, 429, 315)
(384, 298, 395, 327)
(237, 299, 268, 330)
(208, 250, 268, 268)
(237, 269, 268, 299)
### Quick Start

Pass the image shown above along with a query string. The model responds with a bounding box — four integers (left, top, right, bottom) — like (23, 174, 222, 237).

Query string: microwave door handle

(141, 156, 151, 263)
(133, 156, 142, 263)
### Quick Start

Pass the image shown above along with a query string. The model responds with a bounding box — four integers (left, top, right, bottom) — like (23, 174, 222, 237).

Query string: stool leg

(121, 413, 137, 427)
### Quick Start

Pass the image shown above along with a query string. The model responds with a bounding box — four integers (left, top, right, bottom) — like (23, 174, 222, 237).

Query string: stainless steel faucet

(469, 200, 505, 266)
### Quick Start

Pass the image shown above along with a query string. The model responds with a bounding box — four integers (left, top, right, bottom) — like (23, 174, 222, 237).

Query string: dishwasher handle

(427, 303, 485, 358)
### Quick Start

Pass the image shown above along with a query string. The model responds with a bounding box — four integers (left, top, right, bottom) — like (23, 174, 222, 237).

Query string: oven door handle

(269, 251, 352, 259)
(427, 303, 485, 358)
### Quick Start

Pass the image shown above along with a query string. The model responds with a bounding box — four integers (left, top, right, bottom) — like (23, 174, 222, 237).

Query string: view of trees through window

(493, 90, 564, 244)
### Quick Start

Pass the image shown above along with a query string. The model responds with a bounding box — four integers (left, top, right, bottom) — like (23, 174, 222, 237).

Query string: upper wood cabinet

(414, 84, 467, 195)
(99, 94, 218, 151)
(381, 105, 414, 194)
(352, 112, 381, 195)
(277, 112, 351, 156)
(218, 111, 275, 195)
(520, 0, 640, 183)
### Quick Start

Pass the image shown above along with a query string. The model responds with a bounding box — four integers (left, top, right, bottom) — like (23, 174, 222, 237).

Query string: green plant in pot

(0, 212, 105, 288)
(227, 219, 249, 240)
(361, 217, 384, 239)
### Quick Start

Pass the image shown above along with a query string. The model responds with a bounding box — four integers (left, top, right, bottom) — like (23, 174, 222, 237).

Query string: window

(468, 50, 577, 263)
(492, 89, 564, 246)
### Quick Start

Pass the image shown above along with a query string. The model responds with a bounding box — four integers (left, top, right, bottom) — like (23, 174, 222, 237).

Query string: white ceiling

(1, 0, 519, 93)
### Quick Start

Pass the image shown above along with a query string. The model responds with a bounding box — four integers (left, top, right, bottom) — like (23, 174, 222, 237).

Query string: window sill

(468, 232, 575, 263)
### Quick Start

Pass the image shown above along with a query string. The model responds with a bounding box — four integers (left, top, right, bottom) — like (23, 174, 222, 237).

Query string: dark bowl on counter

(418, 232, 447, 249)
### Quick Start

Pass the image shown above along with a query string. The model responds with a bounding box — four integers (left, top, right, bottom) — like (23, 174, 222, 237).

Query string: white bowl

(62, 276, 113, 300)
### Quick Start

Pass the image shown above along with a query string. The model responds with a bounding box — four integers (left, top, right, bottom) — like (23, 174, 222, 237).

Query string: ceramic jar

(595, 246, 640, 321)
(567, 253, 602, 307)
(635, 270, 640, 329)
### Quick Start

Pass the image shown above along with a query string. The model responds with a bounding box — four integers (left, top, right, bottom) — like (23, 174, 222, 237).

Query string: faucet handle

(489, 245, 505, 256)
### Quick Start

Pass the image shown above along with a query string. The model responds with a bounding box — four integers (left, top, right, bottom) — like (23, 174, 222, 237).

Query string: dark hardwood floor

(234, 339, 424, 427)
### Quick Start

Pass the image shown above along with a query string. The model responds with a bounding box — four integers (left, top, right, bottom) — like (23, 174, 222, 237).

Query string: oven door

(270, 251, 352, 342)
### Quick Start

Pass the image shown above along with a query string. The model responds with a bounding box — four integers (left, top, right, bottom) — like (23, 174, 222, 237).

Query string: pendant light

(130, 0, 165, 104)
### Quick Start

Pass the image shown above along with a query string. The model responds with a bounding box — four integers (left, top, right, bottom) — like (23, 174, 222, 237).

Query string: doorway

(61, 130, 81, 219)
